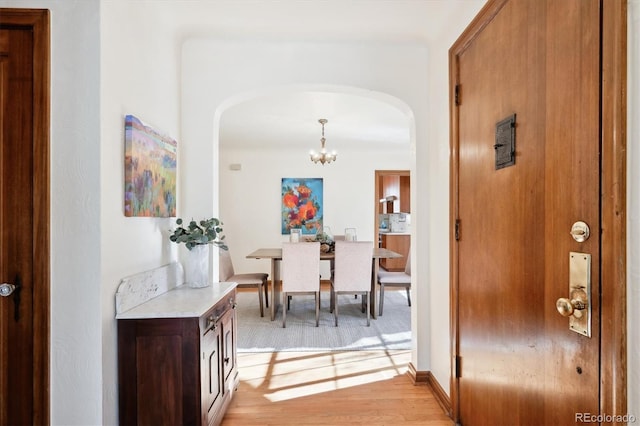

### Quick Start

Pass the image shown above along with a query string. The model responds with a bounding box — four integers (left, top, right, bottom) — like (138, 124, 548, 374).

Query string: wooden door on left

(0, 9, 50, 425)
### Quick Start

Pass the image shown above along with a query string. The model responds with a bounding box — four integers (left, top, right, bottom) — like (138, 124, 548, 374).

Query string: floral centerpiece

(169, 217, 227, 251)
(169, 217, 227, 288)
(306, 230, 334, 253)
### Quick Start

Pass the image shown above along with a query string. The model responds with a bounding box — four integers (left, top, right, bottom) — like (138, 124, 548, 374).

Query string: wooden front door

(450, 0, 626, 424)
(0, 9, 50, 425)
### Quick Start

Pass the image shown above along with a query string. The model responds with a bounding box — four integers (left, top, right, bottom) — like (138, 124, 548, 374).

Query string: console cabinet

(118, 288, 238, 426)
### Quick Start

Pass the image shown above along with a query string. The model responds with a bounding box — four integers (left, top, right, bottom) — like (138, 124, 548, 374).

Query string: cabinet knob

(206, 315, 219, 331)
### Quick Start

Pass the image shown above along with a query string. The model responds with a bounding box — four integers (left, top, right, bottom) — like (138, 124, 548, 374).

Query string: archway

(214, 84, 416, 344)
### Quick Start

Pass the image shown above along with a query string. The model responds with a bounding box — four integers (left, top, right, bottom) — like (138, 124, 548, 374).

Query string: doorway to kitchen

(374, 170, 410, 272)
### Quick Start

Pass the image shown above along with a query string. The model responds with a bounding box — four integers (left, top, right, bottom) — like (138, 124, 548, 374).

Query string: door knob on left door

(0, 283, 16, 297)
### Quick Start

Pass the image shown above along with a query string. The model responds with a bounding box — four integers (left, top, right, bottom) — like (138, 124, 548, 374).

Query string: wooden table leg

(270, 259, 281, 321)
(370, 260, 378, 319)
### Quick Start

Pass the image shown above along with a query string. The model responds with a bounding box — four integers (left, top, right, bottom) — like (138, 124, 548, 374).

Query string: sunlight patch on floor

(237, 350, 412, 402)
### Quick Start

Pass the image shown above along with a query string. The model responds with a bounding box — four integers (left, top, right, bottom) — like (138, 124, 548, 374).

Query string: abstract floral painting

(124, 115, 177, 217)
(281, 178, 323, 235)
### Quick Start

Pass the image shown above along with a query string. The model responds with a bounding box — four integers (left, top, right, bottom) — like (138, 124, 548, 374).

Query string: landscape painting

(124, 115, 177, 217)
(281, 178, 323, 235)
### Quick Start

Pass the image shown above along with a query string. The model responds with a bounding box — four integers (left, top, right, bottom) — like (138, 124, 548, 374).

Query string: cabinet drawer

(200, 292, 235, 335)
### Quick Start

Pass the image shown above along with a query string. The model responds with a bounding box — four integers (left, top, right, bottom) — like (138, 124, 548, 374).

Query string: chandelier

(309, 118, 337, 165)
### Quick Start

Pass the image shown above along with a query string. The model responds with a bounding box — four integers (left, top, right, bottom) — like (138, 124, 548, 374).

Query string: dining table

(246, 247, 402, 321)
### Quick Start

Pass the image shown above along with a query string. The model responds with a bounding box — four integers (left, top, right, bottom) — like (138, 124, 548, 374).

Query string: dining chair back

(281, 242, 321, 327)
(219, 247, 269, 317)
(377, 251, 411, 315)
(330, 240, 373, 326)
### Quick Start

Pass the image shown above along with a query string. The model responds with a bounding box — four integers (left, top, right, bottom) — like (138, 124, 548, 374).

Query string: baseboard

(407, 362, 430, 383)
(408, 363, 452, 418)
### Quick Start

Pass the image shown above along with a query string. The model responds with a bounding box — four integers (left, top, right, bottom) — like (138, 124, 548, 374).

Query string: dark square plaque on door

(494, 114, 516, 169)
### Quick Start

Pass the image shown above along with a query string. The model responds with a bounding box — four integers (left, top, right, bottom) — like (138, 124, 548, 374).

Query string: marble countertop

(116, 281, 237, 320)
(379, 231, 411, 236)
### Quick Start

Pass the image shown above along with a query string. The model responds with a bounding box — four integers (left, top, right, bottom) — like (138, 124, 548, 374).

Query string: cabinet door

(382, 175, 400, 213)
(201, 321, 223, 425)
(118, 318, 201, 426)
(380, 234, 410, 271)
(399, 176, 410, 212)
(221, 307, 237, 390)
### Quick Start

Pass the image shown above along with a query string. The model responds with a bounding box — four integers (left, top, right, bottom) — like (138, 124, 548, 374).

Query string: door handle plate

(566, 252, 591, 337)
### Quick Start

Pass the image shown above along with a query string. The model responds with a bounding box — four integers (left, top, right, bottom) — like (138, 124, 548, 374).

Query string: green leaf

(169, 216, 227, 250)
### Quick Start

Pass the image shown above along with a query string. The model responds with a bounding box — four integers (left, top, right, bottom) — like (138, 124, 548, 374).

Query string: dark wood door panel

(0, 25, 35, 426)
(543, 1, 601, 423)
(451, 0, 609, 424)
(0, 9, 49, 424)
(456, 1, 547, 422)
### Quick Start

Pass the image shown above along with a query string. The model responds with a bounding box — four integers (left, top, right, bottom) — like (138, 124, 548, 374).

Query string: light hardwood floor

(222, 350, 453, 426)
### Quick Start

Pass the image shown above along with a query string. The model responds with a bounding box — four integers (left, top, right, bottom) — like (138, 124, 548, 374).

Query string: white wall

(426, 15, 469, 395)
(99, 2, 183, 424)
(50, 2, 102, 423)
(628, 0, 639, 417)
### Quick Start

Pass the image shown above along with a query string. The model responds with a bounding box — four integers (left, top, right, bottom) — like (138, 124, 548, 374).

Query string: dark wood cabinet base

(118, 290, 238, 426)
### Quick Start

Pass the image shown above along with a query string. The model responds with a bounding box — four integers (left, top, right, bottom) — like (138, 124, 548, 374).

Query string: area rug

(235, 289, 411, 352)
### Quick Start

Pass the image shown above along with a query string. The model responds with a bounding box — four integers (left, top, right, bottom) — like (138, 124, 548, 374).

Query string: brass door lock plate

(556, 252, 591, 337)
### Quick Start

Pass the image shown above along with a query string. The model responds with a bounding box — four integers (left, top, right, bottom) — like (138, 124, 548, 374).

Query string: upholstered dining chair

(330, 240, 374, 326)
(377, 252, 411, 315)
(329, 235, 357, 299)
(329, 234, 344, 281)
(281, 242, 321, 328)
(219, 247, 269, 317)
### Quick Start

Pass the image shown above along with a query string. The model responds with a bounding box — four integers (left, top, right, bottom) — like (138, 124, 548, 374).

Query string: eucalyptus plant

(169, 217, 228, 251)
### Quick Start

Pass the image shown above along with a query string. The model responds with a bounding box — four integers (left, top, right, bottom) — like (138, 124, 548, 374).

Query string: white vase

(184, 244, 210, 288)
